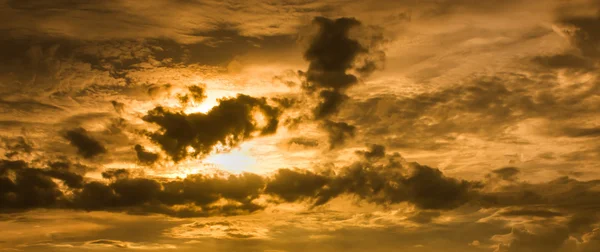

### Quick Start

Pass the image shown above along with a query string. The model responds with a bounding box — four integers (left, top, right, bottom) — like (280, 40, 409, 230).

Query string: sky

(1, 0, 600, 251)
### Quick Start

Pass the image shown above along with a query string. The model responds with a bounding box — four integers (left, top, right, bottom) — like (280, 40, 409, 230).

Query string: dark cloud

(1, 146, 473, 215)
(178, 85, 207, 106)
(101, 168, 131, 180)
(302, 17, 362, 93)
(480, 176, 600, 213)
(267, 148, 476, 210)
(2, 144, 600, 220)
(110, 100, 125, 114)
(314, 90, 349, 119)
(75, 171, 266, 217)
(0, 159, 84, 210)
(356, 144, 386, 160)
(134, 144, 159, 165)
(1, 136, 33, 159)
(265, 168, 329, 202)
(187, 85, 206, 103)
(296, 16, 384, 150)
(143, 94, 282, 162)
(407, 210, 442, 224)
(488, 167, 521, 181)
(62, 127, 107, 158)
(560, 126, 600, 138)
(322, 120, 355, 149)
(287, 137, 319, 147)
(301, 16, 385, 119)
(558, 14, 600, 59)
(532, 53, 595, 70)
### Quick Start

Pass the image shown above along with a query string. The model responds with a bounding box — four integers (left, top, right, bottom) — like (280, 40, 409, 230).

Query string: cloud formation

(143, 93, 282, 162)
(302, 16, 385, 119)
(63, 128, 107, 159)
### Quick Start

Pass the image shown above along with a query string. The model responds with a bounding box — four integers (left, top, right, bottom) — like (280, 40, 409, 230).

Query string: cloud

(1, 136, 33, 159)
(301, 16, 385, 119)
(322, 120, 356, 149)
(134, 144, 159, 165)
(557, 14, 600, 59)
(110, 100, 125, 114)
(265, 168, 329, 202)
(0, 159, 84, 210)
(0, 145, 474, 215)
(341, 71, 600, 152)
(356, 144, 386, 160)
(62, 128, 107, 159)
(266, 148, 476, 210)
(492, 225, 570, 252)
(142, 94, 282, 162)
(287, 137, 319, 148)
(488, 167, 521, 181)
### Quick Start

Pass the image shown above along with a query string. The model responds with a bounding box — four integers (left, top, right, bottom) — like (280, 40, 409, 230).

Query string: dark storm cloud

(301, 16, 385, 119)
(62, 127, 107, 158)
(133, 144, 159, 165)
(143, 94, 282, 162)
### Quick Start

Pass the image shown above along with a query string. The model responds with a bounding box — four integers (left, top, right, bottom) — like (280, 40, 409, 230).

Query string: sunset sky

(1, 0, 600, 251)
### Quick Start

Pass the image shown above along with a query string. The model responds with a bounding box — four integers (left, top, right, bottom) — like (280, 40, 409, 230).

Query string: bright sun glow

(183, 89, 239, 114)
(184, 98, 219, 114)
(204, 146, 257, 174)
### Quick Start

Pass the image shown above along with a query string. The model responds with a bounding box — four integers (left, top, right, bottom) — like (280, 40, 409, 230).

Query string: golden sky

(1, 0, 600, 251)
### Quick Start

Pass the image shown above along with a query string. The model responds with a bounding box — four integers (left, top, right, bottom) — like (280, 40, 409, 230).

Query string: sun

(204, 145, 257, 174)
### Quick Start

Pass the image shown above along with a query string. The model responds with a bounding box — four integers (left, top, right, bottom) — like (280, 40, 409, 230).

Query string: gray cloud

(301, 16, 385, 119)
(63, 128, 107, 159)
(133, 144, 159, 165)
(143, 93, 282, 162)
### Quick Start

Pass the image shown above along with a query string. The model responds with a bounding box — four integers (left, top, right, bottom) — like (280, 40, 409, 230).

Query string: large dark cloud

(2, 145, 600, 220)
(266, 146, 476, 210)
(62, 127, 107, 159)
(298, 16, 385, 148)
(143, 93, 282, 162)
(0, 159, 85, 210)
(302, 17, 384, 104)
